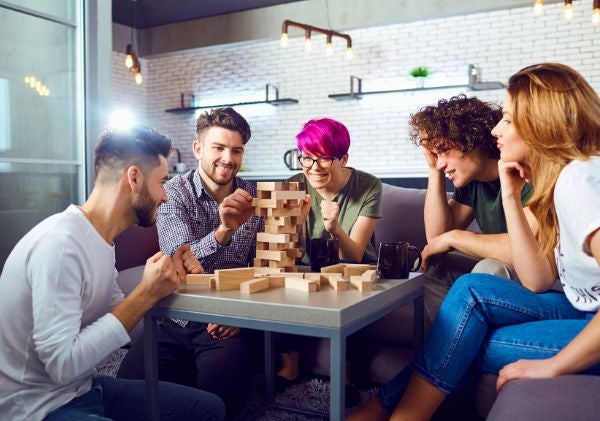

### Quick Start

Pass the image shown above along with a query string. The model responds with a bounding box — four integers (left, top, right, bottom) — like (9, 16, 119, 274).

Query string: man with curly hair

(411, 94, 535, 324)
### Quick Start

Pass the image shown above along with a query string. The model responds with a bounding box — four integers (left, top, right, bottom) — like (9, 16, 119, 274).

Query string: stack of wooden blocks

(251, 181, 306, 272)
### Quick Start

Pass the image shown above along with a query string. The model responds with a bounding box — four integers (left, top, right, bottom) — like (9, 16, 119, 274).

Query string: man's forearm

(425, 169, 453, 241)
(111, 287, 156, 332)
(447, 230, 513, 264)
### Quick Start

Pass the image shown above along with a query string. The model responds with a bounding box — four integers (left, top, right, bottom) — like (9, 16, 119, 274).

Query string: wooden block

(257, 181, 287, 191)
(264, 224, 298, 234)
(320, 263, 346, 274)
(253, 258, 269, 267)
(361, 269, 378, 283)
(256, 249, 287, 261)
(256, 242, 268, 250)
(254, 199, 284, 209)
(185, 274, 214, 287)
(270, 190, 307, 201)
(214, 267, 255, 291)
(268, 207, 301, 217)
(267, 276, 285, 287)
(350, 276, 374, 291)
(285, 277, 317, 292)
(303, 272, 322, 281)
(342, 264, 372, 278)
(273, 272, 304, 278)
(328, 275, 350, 291)
(254, 267, 284, 275)
(288, 182, 305, 191)
(240, 277, 270, 294)
(257, 232, 291, 243)
(285, 248, 303, 258)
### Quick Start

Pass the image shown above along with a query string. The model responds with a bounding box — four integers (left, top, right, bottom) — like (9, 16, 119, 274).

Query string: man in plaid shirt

(118, 108, 263, 417)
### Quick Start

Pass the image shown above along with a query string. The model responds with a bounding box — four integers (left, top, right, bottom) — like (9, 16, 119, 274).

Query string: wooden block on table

(214, 267, 255, 290)
(266, 276, 285, 287)
(320, 263, 346, 274)
(342, 264, 373, 277)
(350, 276, 374, 291)
(240, 277, 270, 294)
(361, 269, 378, 283)
(254, 267, 284, 275)
(185, 274, 214, 287)
(327, 275, 350, 291)
(257, 232, 291, 243)
(273, 272, 304, 278)
(285, 277, 318, 292)
(256, 181, 288, 191)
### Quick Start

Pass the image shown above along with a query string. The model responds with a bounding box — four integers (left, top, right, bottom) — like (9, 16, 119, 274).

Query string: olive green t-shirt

(452, 179, 534, 234)
(289, 168, 382, 265)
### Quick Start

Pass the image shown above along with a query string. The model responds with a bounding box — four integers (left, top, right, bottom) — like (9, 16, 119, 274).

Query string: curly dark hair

(195, 107, 251, 144)
(408, 94, 502, 159)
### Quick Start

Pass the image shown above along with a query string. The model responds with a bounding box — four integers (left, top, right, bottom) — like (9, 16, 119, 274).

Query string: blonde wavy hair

(507, 63, 600, 256)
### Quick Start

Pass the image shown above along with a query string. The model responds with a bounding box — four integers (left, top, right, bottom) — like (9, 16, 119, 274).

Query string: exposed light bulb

(125, 54, 134, 68)
(304, 36, 312, 53)
(534, 0, 544, 16)
(134, 71, 143, 85)
(280, 32, 289, 48)
(345, 47, 354, 61)
(564, 2, 573, 21)
(593, 8, 600, 25)
(325, 41, 333, 56)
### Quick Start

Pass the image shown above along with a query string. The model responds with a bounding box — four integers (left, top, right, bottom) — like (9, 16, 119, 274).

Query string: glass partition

(0, 1, 83, 270)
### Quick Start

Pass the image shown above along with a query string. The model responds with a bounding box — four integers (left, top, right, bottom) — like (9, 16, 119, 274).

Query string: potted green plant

(409, 66, 429, 88)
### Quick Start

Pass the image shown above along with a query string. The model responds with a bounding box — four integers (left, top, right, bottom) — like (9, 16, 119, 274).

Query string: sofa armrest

(487, 375, 600, 421)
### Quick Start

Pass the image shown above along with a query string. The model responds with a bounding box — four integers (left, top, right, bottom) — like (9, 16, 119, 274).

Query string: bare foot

(347, 395, 387, 421)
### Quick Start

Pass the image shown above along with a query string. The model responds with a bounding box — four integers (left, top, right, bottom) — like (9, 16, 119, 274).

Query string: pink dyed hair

(295, 118, 350, 158)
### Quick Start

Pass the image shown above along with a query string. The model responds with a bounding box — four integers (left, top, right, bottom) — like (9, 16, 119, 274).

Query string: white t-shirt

(0, 205, 130, 420)
(554, 157, 600, 312)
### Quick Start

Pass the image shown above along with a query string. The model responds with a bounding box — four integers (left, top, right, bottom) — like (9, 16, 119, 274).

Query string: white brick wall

(111, 0, 600, 176)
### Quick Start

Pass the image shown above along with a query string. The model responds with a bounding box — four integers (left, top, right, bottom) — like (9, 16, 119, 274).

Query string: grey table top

(155, 273, 422, 329)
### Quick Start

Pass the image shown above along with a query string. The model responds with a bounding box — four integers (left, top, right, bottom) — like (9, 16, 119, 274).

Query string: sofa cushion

(114, 225, 159, 272)
(375, 184, 428, 250)
(487, 375, 600, 421)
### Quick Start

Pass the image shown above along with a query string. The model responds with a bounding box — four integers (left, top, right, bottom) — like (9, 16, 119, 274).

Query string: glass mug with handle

(309, 238, 340, 272)
(377, 241, 422, 279)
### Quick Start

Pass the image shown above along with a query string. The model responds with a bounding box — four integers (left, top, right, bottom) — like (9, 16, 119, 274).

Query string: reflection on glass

(2, 0, 75, 21)
(0, 1, 82, 270)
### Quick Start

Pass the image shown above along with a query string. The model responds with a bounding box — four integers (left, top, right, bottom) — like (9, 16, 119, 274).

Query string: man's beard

(133, 185, 158, 227)
(201, 159, 237, 186)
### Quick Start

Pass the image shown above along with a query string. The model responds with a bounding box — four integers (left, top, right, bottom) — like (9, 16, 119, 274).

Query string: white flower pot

(414, 76, 425, 89)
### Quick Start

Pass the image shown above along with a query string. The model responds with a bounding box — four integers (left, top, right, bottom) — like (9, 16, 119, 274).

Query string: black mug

(309, 238, 340, 272)
(377, 242, 422, 279)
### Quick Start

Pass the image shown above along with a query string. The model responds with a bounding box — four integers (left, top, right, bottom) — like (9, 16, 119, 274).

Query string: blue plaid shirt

(157, 170, 263, 273)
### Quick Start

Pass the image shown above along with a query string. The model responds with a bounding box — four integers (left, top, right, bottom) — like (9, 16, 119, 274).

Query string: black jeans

(117, 320, 255, 419)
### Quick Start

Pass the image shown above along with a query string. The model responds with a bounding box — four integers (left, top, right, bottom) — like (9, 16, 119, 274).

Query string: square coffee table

(144, 274, 423, 421)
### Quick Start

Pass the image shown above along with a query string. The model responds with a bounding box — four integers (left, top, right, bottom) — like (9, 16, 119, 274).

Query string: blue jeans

(378, 274, 598, 415)
(44, 376, 225, 420)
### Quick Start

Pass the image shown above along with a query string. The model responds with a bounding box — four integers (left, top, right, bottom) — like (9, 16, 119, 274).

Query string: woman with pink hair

(276, 118, 382, 403)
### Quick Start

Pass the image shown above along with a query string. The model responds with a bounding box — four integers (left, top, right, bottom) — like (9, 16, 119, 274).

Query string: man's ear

(125, 165, 144, 192)
(192, 139, 203, 160)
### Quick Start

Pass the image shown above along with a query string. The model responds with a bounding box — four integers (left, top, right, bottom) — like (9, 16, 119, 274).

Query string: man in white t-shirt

(0, 126, 225, 421)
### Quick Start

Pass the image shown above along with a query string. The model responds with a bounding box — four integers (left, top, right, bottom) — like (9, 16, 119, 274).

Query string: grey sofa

(114, 182, 599, 420)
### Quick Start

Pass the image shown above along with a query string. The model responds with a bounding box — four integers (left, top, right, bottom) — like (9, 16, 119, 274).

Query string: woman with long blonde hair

(349, 63, 600, 421)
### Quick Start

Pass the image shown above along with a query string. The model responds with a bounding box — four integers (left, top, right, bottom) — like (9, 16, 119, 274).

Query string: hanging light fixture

(593, 0, 600, 25)
(533, 0, 544, 15)
(125, 0, 143, 84)
(279, 20, 353, 60)
(563, 0, 574, 21)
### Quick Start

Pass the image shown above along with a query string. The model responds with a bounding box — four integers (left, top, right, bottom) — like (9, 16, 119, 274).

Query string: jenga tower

(252, 181, 306, 272)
